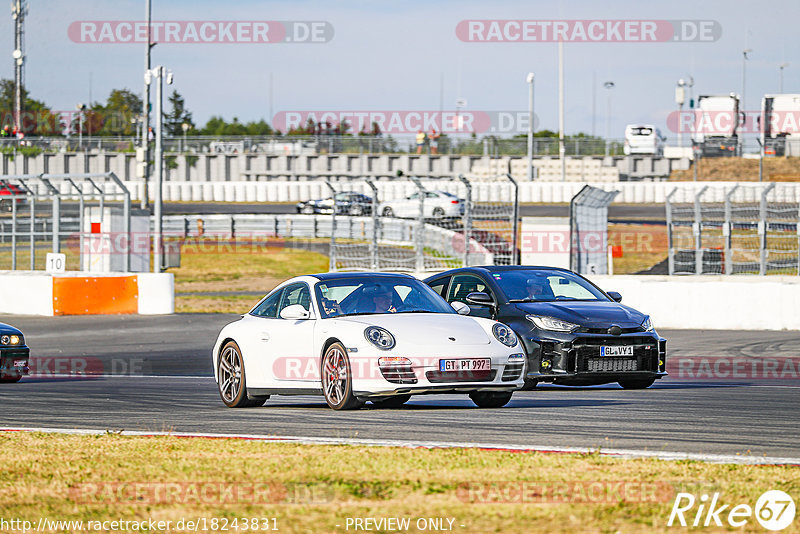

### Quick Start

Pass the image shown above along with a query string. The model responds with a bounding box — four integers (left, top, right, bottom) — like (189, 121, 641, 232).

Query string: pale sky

(2, 0, 798, 140)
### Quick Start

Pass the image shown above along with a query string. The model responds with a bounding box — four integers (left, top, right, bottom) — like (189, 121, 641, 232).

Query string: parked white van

(624, 124, 665, 156)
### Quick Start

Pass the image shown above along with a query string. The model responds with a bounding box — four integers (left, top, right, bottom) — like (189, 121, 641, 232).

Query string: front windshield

(492, 270, 609, 302)
(315, 276, 455, 318)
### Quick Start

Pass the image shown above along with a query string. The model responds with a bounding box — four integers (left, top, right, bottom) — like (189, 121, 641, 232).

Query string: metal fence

(325, 174, 518, 272)
(570, 185, 619, 275)
(0, 173, 132, 272)
(667, 184, 800, 275)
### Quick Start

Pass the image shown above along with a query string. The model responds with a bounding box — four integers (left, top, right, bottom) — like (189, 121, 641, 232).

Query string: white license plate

(600, 346, 634, 357)
(13, 359, 26, 368)
(439, 358, 491, 372)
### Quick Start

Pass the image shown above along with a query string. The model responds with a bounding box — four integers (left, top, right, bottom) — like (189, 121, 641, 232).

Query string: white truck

(760, 94, 800, 156)
(692, 94, 741, 157)
(623, 124, 665, 156)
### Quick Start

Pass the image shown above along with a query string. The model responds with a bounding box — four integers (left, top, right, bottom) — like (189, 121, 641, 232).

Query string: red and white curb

(2, 426, 798, 466)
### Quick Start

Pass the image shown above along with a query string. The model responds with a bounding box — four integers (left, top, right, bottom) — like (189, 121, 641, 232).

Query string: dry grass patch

(0, 433, 796, 534)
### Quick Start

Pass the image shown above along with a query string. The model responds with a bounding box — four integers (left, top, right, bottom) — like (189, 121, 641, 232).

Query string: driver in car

(526, 278, 550, 300)
(369, 286, 397, 313)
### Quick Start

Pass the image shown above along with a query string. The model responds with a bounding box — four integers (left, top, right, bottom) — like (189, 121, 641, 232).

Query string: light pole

(76, 103, 86, 149)
(742, 49, 752, 155)
(603, 81, 615, 156)
(145, 65, 173, 273)
(779, 63, 789, 93)
(676, 79, 686, 148)
(526, 72, 534, 181)
(558, 41, 565, 182)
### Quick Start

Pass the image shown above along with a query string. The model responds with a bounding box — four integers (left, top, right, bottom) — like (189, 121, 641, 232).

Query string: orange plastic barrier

(52, 276, 139, 315)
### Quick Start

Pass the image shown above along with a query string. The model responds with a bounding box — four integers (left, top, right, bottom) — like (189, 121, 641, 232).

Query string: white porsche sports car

(212, 272, 525, 410)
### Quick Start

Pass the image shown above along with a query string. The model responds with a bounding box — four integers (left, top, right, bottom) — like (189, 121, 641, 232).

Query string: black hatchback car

(0, 322, 30, 382)
(296, 192, 373, 216)
(424, 266, 667, 389)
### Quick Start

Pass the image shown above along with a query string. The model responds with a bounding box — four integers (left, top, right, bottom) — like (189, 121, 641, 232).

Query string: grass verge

(0, 433, 796, 533)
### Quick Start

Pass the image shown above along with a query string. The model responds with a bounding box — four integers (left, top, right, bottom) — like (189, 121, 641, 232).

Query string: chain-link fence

(0, 173, 133, 272)
(321, 174, 518, 272)
(667, 184, 800, 275)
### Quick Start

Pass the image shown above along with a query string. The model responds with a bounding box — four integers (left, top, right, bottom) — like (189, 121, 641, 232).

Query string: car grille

(573, 337, 659, 373)
(502, 362, 524, 381)
(379, 365, 418, 384)
(425, 369, 496, 383)
(586, 358, 638, 372)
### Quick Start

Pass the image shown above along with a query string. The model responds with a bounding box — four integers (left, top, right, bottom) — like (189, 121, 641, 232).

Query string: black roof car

(424, 266, 667, 389)
(0, 322, 30, 383)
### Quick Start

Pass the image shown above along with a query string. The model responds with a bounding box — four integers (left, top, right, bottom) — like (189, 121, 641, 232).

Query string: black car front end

(0, 323, 30, 382)
(515, 322, 667, 387)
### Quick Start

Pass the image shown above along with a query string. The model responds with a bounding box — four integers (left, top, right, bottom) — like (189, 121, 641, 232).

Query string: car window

(547, 276, 599, 300)
(447, 275, 493, 303)
(428, 277, 450, 297)
(426, 192, 439, 198)
(279, 283, 312, 316)
(250, 288, 283, 318)
(408, 192, 419, 200)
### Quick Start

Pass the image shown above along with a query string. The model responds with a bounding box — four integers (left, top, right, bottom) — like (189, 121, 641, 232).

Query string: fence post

(40, 177, 61, 254)
(365, 178, 379, 270)
(107, 173, 132, 273)
(409, 177, 426, 273)
(724, 185, 738, 275)
(694, 186, 708, 275)
(759, 183, 776, 276)
(15, 181, 36, 270)
(506, 173, 520, 265)
(65, 178, 85, 271)
(458, 174, 472, 267)
(666, 188, 677, 275)
(324, 181, 337, 272)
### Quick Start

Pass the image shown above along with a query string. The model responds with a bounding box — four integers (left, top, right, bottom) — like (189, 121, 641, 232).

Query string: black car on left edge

(424, 266, 667, 389)
(0, 322, 30, 382)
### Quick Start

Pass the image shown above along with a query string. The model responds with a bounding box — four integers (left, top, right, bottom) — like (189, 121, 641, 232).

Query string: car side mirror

(607, 291, 622, 303)
(280, 304, 311, 320)
(465, 292, 494, 307)
(451, 301, 471, 315)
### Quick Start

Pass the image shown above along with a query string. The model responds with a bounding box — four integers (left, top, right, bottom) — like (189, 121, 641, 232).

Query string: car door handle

(260, 332, 270, 342)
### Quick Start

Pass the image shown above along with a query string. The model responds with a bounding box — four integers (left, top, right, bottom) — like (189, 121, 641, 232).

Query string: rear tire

(321, 342, 364, 410)
(469, 391, 513, 408)
(617, 377, 656, 390)
(371, 394, 411, 408)
(217, 341, 267, 407)
(348, 204, 364, 216)
(432, 207, 445, 219)
(382, 207, 394, 217)
(301, 205, 315, 214)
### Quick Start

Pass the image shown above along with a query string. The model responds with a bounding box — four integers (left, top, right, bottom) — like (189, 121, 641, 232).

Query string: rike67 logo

(668, 490, 795, 530)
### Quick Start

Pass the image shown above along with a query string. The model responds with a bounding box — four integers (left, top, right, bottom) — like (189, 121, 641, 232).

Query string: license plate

(12, 359, 26, 368)
(600, 346, 634, 357)
(439, 358, 491, 372)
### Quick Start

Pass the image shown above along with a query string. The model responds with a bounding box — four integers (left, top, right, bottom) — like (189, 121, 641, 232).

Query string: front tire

(469, 391, 513, 408)
(432, 207, 445, 219)
(348, 204, 364, 216)
(321, 342, 364, 410)
(0, 375, 22, 383)
(371, 394, 411, 408)
(217, 341, 268, 407)
(382, 207, 394, 217)
(617, 377, 656, 390)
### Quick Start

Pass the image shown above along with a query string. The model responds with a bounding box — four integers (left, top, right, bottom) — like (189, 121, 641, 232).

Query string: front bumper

(523, 332, 667, 385)
(0, 346, 30, 377)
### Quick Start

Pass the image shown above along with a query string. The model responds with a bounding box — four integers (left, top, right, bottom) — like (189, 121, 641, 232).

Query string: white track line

(2, 426, 798, 466)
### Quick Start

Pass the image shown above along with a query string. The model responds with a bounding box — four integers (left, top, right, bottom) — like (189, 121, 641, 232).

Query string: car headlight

(0, 334, 21, 345)
(526, 315, 579, 333)
(492, 323, 518, 347)
(364, 326, 395, 350)
(642, 316, 654, 332)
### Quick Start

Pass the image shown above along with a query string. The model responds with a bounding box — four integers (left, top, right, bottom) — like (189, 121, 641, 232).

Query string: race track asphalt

(1, 314, 798, 459)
